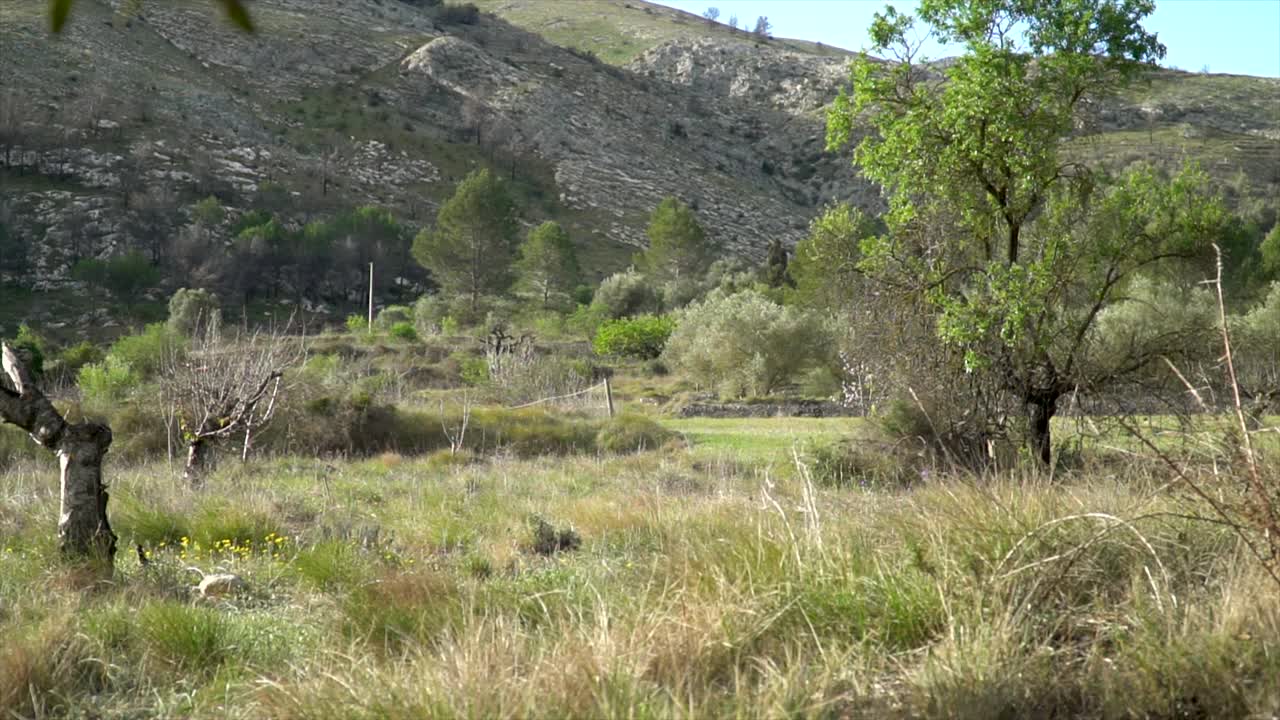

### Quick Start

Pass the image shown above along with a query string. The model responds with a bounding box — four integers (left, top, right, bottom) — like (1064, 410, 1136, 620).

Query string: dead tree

(162, 321, 302, 486)
(0, 343, 116, 566)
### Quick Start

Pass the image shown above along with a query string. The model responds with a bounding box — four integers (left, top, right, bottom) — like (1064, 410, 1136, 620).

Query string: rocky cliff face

(0, 0, 1276, 324)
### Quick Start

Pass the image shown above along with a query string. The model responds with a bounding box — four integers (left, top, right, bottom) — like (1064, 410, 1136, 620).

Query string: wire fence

(507, 377, 615, 417)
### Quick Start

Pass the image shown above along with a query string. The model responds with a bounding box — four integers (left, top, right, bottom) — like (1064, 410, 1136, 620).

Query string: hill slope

(0, 0, 1276, 334)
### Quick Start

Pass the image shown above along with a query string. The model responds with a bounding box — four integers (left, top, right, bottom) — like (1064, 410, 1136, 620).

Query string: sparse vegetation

(3, 0, 1279, 718)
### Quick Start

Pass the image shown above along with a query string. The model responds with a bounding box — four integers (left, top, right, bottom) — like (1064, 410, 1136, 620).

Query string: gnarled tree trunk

(0, 342, 116, 566)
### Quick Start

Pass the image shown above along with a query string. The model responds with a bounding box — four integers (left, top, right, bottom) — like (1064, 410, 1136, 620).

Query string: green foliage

(191, 196, 226, 227)
(345, 314, 369, 333)
(77, 356, 140, 406)
(9, 324, 47, 377)
(516, 221, 581, 308)
(663, 289, 829, 398)
(594, 414, 675, 454)
(788, 204, 877, 310)
(826, 0, 1227, 460)
(388, 322, 419, 342)
(590, 269, 662, 320)
(376, 305, 414, 330)
(760, 238, 793, 289)
(107, 323, 183, 379)
(412, 169, 518, 312)
(592, 314, 675, 360)
(459, 356, 490, 386)
(55, 341, 103, 376)
(1260, 224, 1280, 278)
(167, 288, 221, 336)
(75, 251, 161, 309)
(637, 197, 717, 282)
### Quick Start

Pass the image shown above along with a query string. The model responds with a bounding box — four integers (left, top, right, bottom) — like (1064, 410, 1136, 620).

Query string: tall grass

(2, 443, 1279, 718)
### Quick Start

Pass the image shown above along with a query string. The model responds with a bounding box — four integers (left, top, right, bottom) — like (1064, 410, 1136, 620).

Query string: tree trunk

(0, 343, 116, 567)
(56, 423, 116, 561)
(184, 438, 213, 487)
(1025, 393, 1057, 466)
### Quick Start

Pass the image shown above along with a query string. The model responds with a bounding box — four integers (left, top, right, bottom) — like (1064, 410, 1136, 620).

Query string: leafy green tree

(591, 269, 663, 319)
(167, 288, 222, 336)
(663, 289, 827, 398)
(787, 204, 876, 310)
(412, 169, 518, 313)
(1259, 224, 1280, 279)
(826, 0, 1227, 464)
(76, 251, 162, 312)
(516, 221, 581, 308)
(638, 197, 716, 283)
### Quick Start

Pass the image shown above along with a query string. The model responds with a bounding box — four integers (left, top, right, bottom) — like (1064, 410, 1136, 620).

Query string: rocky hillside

(1, 0, 1277, 331)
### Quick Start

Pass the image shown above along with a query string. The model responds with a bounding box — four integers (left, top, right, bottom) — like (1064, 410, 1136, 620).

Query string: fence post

(604, 375, 615, 418)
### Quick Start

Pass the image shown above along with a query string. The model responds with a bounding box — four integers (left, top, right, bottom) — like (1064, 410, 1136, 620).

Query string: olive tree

(827, 0, 1228, 464)
(663, 289, 828, 398)
(1, 343, 116, 566)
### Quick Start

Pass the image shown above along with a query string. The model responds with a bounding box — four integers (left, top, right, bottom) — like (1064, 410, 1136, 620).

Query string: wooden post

(604, 375, 615, 418)
(367, 262, 374, 334)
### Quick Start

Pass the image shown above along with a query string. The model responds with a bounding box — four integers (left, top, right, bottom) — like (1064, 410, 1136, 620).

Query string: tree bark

(56, 423, 116, 561)
(183, 438, 213, 487)
(0, 342, 116, 566)
(1025, 392, 1057, 467)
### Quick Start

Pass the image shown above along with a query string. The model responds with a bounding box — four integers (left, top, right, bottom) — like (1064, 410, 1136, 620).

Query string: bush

(437, 2, 480, 24)
(592, 314, 675, 360)
(591, 269, 662, 320)
(528, 517, 581, 556)
(662, 289, 828, 398)
(376, 305, 414, 330)
(595, 414, 674, 454)
(108, 324, 183, 379)
(56, 341, 103, 375)
(8, 324, 47, 377)
(167, 288, 221, 336)
(388, 322, 419, 342)
(345, 314, 369, 333)
(78, 356, 139, 406)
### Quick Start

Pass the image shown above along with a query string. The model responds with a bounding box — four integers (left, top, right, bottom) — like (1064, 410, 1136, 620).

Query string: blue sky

(651, 0, 1280, 77)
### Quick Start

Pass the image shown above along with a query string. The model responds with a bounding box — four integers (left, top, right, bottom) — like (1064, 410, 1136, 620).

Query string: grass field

(3, 410, 1279, 718)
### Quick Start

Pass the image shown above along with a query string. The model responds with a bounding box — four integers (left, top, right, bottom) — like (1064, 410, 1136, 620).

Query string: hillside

(0, 0, 1277, 336)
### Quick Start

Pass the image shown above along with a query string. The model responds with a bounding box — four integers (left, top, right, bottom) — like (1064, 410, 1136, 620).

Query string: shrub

(590, 269, 662, 320)
(592, 314, 675, 360)
(56, 341, 103, 375)
(167, 288, 221, 336)
(595, 414, 674, 453)
(108, 323, 183, 379)
(345, 314, 369, 333)
(437, 2, 480, 24)
(77, 356, 139, 406)
(528, 517, 581, 556)
(9, 324, 47, 377)
(388, 322, 419, 342)
(376, 305, 414, 329)
(662, 289, 828, 398)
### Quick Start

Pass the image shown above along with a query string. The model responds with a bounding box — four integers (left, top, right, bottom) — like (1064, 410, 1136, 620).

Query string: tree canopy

(638, 197, 716, 283)
(826, 0, 1228, 464)
(516, 221, 581, 308)
(412, 168, 519, 312)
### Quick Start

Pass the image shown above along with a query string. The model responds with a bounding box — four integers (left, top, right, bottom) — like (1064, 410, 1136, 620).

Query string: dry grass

(1, 436, 1279, 718)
